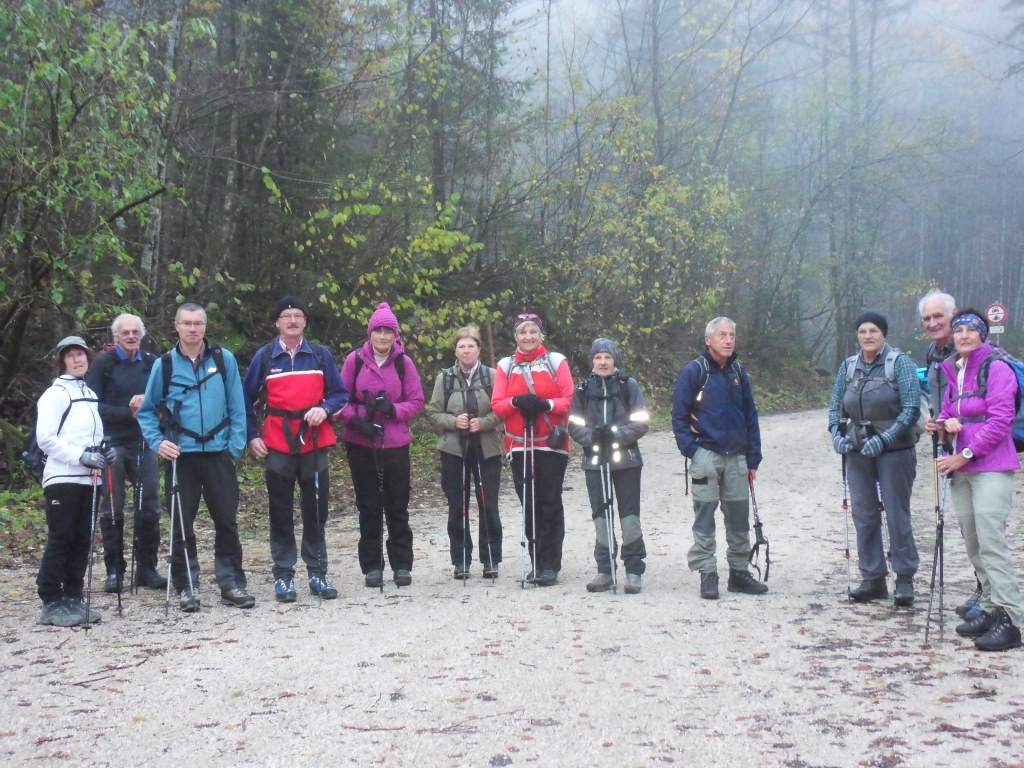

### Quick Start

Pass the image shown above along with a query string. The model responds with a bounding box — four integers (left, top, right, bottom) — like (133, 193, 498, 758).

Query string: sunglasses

(515, 312, 543, 325)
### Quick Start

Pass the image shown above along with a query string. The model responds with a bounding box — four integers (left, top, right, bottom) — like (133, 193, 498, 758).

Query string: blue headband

(951, 313, 988, 341)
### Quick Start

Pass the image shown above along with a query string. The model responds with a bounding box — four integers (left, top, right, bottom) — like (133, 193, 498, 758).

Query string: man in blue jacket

(671, 317, 767, 600)
(138, 303, 254, 613)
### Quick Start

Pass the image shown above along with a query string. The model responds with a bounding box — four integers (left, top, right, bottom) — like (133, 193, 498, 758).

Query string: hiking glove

(348, 415, 377, 439)
(832, 434, 854, 455)
(374, 393, 397, 419)
(591, 424, 612, 443)
(512, 393, 543, 416)
(860, 435, 885, 458)
(80, 451, 106, 471)
(102, 446, 118, 465)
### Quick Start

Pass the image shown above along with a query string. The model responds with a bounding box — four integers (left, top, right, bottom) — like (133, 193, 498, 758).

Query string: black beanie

(854, 310, 888, 337)
(273, 295, 307, 320)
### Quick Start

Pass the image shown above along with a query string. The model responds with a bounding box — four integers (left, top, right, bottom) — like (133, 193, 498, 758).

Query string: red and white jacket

(491, 344, 574, 456)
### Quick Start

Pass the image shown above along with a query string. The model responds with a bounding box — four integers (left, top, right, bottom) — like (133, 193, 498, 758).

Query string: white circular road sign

(986, 303, 1007, 325)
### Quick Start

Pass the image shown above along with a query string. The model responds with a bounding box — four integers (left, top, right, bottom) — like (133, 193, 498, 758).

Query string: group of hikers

(30, 291, 1023, 653)
(829, 292, 1023, 653)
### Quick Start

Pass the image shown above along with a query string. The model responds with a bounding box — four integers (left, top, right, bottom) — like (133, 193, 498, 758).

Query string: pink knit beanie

(367, 302, 400, 337)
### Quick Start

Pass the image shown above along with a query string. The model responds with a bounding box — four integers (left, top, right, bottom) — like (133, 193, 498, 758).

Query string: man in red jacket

(243, 296, 348, 602)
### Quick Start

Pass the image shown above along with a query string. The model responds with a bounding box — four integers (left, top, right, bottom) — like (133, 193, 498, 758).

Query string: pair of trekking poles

(839, 433, 947, 643)
(515, 419, 620, 589)
(83, 436, 143, 629)
(455, 414, 495, 586)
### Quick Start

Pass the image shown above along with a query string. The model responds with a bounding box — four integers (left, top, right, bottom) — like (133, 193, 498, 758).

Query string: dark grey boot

(849, 577, 888, 603)
(728, 568, 768, 595)
(974, 607, 1023, 652)
(893, 574, 914, 607)
(700, 571, 719, 600)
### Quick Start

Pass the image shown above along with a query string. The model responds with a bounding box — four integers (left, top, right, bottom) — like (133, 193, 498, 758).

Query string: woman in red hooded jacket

(339, 303, 425, 589)
(491, 312, 574, 586)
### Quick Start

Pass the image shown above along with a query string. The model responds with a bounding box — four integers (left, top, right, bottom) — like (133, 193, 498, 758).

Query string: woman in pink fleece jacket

(339, 302, 424, 589)
(937, 308, 1022, 652)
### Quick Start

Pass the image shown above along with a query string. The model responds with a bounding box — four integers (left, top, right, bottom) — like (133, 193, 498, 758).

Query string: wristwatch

(962, 447, 975, 461)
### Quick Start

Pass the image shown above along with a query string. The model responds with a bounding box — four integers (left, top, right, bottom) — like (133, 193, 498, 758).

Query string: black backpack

(21, 395, 94, 484)
(442, 365, 493, 411)
(158, 346, 230, 442)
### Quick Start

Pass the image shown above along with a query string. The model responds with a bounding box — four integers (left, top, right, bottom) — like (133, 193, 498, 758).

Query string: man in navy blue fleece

(671, 317, 767, 600)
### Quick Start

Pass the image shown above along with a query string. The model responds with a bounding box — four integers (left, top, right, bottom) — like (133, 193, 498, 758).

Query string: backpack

(575, 372, 634, 414)
(351, 351, 406, 404)
(20, 395, 92, 485)
(158, 346, 230, 443)
(442, 365, 493, 411)
(844, 348, 928, 439)
(255, 340, 327, 413)
(951, 347, 1024, 452)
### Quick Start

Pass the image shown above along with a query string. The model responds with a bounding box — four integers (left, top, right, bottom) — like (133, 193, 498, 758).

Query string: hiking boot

(956, 610, 995, 638)
(956, 587, 983, 619)
(700, 571, 719, 600)
(586, 573, 614, 593)
(849, 577, 888, 603)
(308, 574, 338, 599)
(135, 565, 168, 590)
(180, 589, 200, 613)
(221, 587, 256, 608)
(104, 571, 122, 594)
(525, 570, 538, 584)
(728, 568, 769, 595)
(453, 567, 471, 581)
(39, 600, 78, 628)
(393, 569, 412, 587)
(893, 574, 914, 607)
(974, 607, 1023, 652)
(482, 564, 498, 579)
(63, 597, 101, 626)
(274, 578, 297, 603)
(365, 570, 383, 588)
(624, 573, 642, 595)
(535, 569, 558, 587)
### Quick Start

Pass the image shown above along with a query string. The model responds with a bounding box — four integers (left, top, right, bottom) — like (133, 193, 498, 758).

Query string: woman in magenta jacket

(937, 308, 1022, 652)
(339, 303, 424, 588)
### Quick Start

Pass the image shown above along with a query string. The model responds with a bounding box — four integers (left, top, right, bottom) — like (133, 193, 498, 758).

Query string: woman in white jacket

(35, 336, 112, 627)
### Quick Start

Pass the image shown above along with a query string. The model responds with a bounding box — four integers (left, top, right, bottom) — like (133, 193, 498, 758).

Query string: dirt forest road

(2, 409, 1024, 768)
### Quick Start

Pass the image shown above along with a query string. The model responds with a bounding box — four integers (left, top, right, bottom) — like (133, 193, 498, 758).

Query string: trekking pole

(599, 429, 617, 592)
(471, 454, 496, 581)
(748, 476, 770, 582)
(459, 432, 470, 585)
(842, 455, 852, 600)
(84, 465, 101, 632)
(371, 398, 386, 593)
(517, 437, 528, 588)
(527, 418, 538, 586)
(876, 478, 891, 567)
(129, 438, 143, 594)
(925, 435, 946, 645)
(313, 426, 325, 604)
(165, 455, 196, 615)
(103, 445, 122, 617)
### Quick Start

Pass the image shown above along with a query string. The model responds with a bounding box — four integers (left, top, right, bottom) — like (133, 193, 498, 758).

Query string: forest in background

(2, 0, 1024, 484)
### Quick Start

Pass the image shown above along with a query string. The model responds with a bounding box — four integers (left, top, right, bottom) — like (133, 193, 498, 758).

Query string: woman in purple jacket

(937, 308, 1022, 652)
(339, 303, 425, 588)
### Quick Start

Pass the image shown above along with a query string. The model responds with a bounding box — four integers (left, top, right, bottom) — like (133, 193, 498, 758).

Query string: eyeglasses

(176, 320, 206, 328)
(278, 313, 305, 321)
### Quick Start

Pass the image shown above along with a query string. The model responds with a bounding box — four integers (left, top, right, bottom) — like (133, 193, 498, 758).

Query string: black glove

(80, 450, 106, 471)
(348, 415, 378, 439)
(374, 393, 397, 419)
(511, 393, 543, 416)
(590, 424, 612, 443)
(102, 445, 118, 465)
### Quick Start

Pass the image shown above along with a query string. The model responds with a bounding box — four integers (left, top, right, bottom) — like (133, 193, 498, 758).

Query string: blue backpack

(953, 347, 1024, 452)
